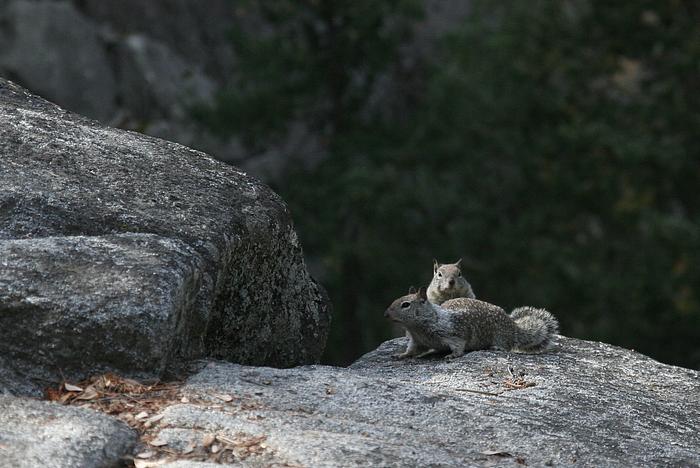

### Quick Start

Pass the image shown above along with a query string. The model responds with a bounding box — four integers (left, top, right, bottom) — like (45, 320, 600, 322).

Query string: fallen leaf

(180, 396, 190, 403)
(64, 383, 83, 392)
(75, 386, 99, 401)
(242, 435, 267, 447)
(216, 434, 234, 444)
(134, 460, 167, 468)
(503, 379, 536, 390)
(135, 411, 149, 420)
(215, 394, 234, 402)
(182, 445, 195, 455)
(202, 433, 216, 447)
(149, 439, 168, 447)
(211, 444, 220, 454)
(121, 376, 142, 387)
(44, 388, 63, 402)
(136, 451, 155, 459)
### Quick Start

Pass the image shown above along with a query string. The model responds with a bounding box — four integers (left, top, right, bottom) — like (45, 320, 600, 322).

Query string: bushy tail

(509, 307, 559, 352)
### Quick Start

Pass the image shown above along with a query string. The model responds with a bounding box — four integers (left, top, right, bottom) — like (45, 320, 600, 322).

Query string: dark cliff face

(0, 0, 236, 167)
(0, 78, 331, 394)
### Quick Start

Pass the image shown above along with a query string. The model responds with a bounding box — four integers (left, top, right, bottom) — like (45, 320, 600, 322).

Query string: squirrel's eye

(457, 272, 461, 277)
(437, 272, 442, 278)
(400, 301, 411, 309)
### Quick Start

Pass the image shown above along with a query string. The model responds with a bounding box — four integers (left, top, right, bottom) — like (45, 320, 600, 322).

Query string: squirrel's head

(384, 286, 433, 325)
(430, 258, 471, 297)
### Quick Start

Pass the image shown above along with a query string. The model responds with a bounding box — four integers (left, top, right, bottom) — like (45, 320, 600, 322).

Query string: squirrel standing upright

(427, 259, 475, 304)
(385, 287, 559, 359)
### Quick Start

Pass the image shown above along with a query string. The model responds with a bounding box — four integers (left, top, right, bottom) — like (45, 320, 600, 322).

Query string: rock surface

(0, 394, 136, 468)
(0, 78, 330, 391)
(138, 336, 699, 467)
(0, 234, 204, 389)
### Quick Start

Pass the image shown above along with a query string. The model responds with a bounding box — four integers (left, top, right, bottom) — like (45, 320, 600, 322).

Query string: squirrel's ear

(418, 286, 428, 301)
(455, 258, 463, 268)
(408, 286, 417, 294)
(433, 259, 439, 273)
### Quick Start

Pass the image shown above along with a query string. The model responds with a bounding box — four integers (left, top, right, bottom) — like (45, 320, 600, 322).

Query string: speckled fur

(386, 289, 559, 359)
(427, 259, 475, 304)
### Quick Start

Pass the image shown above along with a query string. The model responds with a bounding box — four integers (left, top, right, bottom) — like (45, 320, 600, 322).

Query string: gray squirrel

(385, 286, 559, 359)
(427, 259, 475, 304)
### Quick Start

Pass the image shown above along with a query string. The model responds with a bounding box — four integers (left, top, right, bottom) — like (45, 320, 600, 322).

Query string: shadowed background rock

(0, 0, 470, 179)
(0, 78, 331, 394)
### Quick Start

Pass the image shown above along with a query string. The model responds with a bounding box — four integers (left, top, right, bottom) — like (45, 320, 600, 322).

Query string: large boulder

(0, 395, 136, 467)
(138, 336, 699, 466)
(0, 78, 330, 392)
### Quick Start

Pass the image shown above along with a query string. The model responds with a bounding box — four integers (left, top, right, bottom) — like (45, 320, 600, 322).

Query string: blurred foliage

(200, 0, 700, 369)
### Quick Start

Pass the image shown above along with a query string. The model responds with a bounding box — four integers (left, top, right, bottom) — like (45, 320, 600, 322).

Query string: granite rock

(0, 394, 136, 468)
(146, 336, 699, 467)
(0, 78, 330, 392)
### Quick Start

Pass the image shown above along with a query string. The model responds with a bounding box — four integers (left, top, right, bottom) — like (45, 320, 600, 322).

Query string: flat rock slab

(0, 395, 136, 468)
(140, 336, 699, 467)
(0, 234, 203, 388)
(0, 78, 330, 392)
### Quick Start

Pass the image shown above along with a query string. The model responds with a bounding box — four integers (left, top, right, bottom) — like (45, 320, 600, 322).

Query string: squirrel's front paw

(392, 352, 413, 359)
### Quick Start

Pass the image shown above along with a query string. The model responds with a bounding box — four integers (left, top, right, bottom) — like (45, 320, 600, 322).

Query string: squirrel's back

(441, 298, 518, 351)
(442, 298, 558, 353)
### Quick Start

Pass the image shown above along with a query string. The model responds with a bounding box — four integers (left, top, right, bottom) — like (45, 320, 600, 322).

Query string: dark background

(2, 0, 699, 369)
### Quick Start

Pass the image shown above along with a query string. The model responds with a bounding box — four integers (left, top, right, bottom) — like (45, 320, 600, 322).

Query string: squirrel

(427, 259, 475, 304)
(384, 286, 559, 359)
(403, 258, 477, 346)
